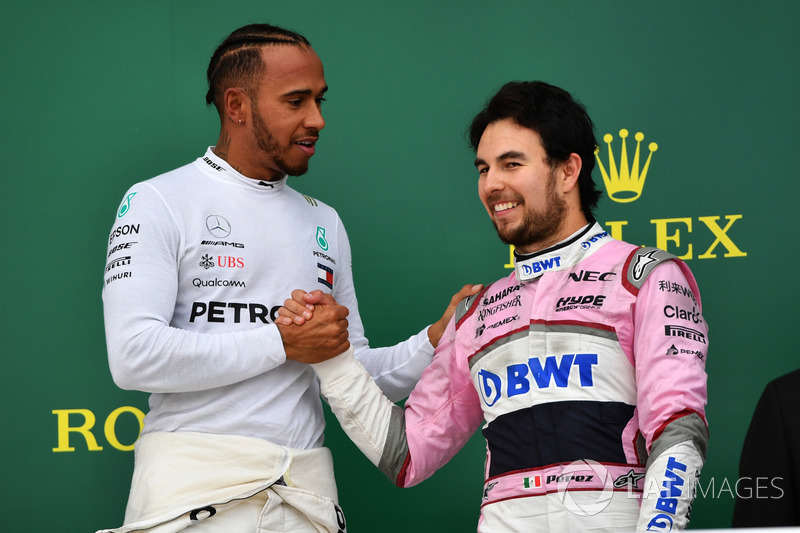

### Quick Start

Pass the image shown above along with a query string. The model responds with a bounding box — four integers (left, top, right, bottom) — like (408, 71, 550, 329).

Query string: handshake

(275, 290, 351, 365)
(275, 285, 482, 365)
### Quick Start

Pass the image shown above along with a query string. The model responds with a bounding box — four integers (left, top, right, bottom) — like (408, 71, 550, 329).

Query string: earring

(238, 119, 243, 126)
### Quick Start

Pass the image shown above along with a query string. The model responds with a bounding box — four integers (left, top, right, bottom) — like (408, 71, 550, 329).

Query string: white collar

(513, 222, 612, 283)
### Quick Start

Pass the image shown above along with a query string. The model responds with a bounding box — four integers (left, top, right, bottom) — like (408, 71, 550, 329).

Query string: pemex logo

(594, 129, 658, 203)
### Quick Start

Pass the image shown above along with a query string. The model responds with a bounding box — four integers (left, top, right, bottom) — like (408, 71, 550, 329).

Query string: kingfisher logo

(478, 353, 597, 406)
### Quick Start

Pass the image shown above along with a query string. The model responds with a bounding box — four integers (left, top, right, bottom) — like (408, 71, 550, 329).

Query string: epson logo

(478, 353, 597, 407)
(109, 224, 140, 245)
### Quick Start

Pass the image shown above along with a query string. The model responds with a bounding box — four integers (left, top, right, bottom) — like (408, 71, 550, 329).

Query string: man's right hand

(277, 291, 350, 364)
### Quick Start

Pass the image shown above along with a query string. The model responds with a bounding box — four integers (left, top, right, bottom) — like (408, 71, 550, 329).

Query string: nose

(481, 168, 505, 194)
(305, 103, 325, 131)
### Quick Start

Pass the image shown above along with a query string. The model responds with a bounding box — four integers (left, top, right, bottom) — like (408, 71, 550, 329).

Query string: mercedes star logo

(206, 215, 231, 238)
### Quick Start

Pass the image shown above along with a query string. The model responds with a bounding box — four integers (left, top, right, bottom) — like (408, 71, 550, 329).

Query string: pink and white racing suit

(313, 223, 708, 532)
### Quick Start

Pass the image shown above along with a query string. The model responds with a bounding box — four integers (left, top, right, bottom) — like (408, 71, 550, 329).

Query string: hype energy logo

(504, 128, 747, 268)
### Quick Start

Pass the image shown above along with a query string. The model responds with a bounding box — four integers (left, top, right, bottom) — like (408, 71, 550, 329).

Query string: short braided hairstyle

(206, 23, 310, 112)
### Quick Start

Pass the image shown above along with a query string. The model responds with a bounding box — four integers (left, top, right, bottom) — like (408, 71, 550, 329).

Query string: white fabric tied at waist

(95, 431, 343, 533)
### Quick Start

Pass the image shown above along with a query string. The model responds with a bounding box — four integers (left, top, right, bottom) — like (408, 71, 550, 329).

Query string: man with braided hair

(288, 81, 709, 531)
(99, 24, 477, 533)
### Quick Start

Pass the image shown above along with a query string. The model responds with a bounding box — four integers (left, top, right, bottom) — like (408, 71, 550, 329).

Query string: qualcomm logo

(595, 129, 658, 203)
(478, 353, 597, 406)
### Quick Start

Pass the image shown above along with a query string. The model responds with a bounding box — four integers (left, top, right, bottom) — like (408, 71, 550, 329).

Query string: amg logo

(201, 240, 244, 248)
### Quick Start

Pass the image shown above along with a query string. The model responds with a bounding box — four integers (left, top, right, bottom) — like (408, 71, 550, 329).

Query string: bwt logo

(520, 257, 561, 277)
(478, 353, 597, 406)
(647, 456, 688, 531)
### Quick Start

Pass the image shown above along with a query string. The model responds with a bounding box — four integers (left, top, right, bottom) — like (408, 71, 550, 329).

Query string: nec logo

(478, 353, 597, 406)
(568, 270, 616, 282)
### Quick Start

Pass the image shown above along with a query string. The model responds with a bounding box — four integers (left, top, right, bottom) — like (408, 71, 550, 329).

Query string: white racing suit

(100, 148, 435, 531)
(313, 223, 709, 532)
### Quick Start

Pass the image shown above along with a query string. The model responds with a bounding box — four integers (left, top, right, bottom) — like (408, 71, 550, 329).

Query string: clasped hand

(276, 290, 350, 364)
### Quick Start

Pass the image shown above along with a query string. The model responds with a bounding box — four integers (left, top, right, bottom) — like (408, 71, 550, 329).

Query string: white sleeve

(637, 440, 703, 531)
(312, 348, 399, 468)
(331, 217, 434, 402)
(102, 184, 286, 393)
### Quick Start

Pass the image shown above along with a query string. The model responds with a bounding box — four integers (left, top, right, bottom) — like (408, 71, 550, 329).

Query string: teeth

(494, 202, 518, 212)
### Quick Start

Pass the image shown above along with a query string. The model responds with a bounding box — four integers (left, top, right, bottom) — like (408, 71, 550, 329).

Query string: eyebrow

(281, 86, 329, 98)
(474, 150, 528, 167)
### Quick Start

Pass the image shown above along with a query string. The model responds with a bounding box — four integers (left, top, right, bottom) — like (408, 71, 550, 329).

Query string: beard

(251, 108, 315, 177)
(491, 171, 566, 250)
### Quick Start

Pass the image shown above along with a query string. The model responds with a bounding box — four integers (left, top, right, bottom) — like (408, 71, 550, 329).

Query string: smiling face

(475, 118, 569, 254)
(248, 45, 328, 180)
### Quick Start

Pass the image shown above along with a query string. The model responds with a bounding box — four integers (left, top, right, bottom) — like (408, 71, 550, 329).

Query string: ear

(222, 87, 249, 126)
(559, 153, 583, 193)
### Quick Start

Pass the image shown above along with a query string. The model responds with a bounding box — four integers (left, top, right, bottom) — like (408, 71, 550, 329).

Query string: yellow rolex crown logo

(594, 129, 658, 203)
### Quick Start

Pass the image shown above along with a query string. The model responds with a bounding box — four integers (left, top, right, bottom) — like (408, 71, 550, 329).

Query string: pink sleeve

(398, 315, 485, 486)
(632, 259, 708, 452)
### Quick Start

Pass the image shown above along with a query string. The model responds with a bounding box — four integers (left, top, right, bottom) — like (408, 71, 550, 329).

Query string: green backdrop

(3, 0, 798, 530)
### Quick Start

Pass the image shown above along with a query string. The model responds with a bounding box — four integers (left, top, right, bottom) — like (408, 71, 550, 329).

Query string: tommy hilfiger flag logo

(317, 263, 334, 289)
(523, 475, 543, 489)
